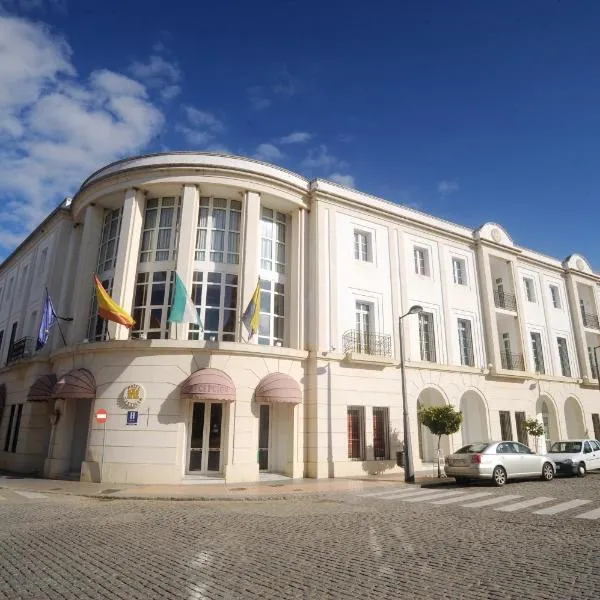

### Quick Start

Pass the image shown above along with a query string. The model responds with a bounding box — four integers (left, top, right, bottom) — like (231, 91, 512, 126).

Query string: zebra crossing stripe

(573, 506, 600, 520)
(460, 494, 522, 508)
(359, 488, 416, 498)
(429, 491, 492, 505)
(13, 491, 48, 499)
(494, 496, 554, 512)
(532, 499, 591, 515)
(379, 489, 446, 501)
(401, 490, 467, 503)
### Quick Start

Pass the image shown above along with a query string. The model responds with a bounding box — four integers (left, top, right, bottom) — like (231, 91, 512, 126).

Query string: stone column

(289, 208, 306, 349)
(69, 205, 105, 345)
(171, 185, 199, 340)
(238, 190, 261, 343)
(110, 188, 145, 340)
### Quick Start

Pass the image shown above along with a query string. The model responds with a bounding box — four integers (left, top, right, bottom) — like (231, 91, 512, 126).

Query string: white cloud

(0, 0, 67, 12)
(253, 143, 283, 162)
(279, 131, 312, 145)
(248, 85, 271, 110)
(129, 54, 181, 101)
(437, 179, 459, 195)
(329, 173, 355, 188)
(0, 15, 164, 254)
(302, 144, 346, 170)
(176, 106, 224, 147)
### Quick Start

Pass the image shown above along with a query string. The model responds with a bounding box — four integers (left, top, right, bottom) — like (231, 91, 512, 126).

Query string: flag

(242, 279, 261, 339)
(94, 275, 135, 328)
(37, 290, 58, 350)
(168, 273, 201, 327)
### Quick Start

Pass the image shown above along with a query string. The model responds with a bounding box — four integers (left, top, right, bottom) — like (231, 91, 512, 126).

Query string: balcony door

(355, 302, 373, 354)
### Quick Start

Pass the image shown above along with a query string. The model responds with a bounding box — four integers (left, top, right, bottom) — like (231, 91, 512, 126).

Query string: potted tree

(419, 405, 463, 478)
(523, 417, 545, 453)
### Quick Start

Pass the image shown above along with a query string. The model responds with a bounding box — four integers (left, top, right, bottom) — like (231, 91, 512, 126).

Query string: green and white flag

(168, 273, 201, 327)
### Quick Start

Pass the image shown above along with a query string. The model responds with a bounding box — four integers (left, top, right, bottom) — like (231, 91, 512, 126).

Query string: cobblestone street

(2, 475, 600, 599)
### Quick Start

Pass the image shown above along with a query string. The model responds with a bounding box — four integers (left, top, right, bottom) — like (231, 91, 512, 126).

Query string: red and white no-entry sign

(95, 409, 108, 424)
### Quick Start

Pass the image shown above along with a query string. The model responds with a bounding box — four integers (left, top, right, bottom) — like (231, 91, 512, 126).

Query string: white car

(548, 439, 600, 477)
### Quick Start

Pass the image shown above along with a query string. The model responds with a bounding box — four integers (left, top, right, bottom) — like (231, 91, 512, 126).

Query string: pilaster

(475, 245, 501, 371)
(289, 208, 306, 350)
(565, 273, 590, 379)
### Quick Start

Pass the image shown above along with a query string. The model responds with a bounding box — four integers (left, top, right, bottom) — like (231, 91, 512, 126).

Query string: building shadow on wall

(360, 429, 404, 476)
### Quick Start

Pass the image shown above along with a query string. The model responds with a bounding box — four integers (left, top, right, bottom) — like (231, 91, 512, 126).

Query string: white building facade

(0, 153, 599, 484)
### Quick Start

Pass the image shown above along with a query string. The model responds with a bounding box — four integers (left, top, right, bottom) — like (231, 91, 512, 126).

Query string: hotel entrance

(188, 402, 223, 473)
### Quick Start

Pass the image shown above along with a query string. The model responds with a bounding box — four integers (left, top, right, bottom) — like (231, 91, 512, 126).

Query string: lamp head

(408, 305, 423, 315)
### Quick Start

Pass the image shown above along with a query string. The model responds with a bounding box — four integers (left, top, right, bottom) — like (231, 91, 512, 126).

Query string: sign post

(96, 409, 108, 481)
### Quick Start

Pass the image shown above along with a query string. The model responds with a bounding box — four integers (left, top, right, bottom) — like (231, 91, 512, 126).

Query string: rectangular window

(413, 247, 429, 276)
(7, 322, 18, 358)
(523, 277, 536, 302)
(87, 278, 113, 342)
(457, 318, 474, 366)
(550, 285, 561, 309)
(347, 406, 365, 460)
(530, 332, 545, 374)
(38, 247, 48, 275)
(588, 346, 599, 379)
(418, 311, 436, 362)
(260, 207, 286, 274)
(97, 209, 122, 273)
(353, 230, 371, 262)
(131, 271, 174, 339)
(557, 337, 571, 377)
(139, 197, 181, 263)
(373, 407, 390, 460)
(20, 265, 28, 293)
(499, 411, 513, 441)
(189, 272, 238, 342)
(258, 280, 284, 346)
(592, 414, 600, 440)
(452, 258, 466, 285)
(355, 301, 373, 353)
(515, 411, 528, 446)
(195, 197, 242, 264)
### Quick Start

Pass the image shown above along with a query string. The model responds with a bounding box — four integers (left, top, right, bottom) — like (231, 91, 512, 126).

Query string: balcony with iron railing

(500, 351, 525, 372)
(6, 337, 37, 364)
(494, 290, 518, 312)
(582, 312, 600, 330)
(342, 330, 392, 358)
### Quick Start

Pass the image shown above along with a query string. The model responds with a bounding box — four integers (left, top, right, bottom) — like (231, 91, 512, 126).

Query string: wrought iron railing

(342, 330, 392, 358)
(582, 312, 600, 330)
(500, 351, 525, 372)
(7, 337, 37, 364)
(494, 290, 518, 311)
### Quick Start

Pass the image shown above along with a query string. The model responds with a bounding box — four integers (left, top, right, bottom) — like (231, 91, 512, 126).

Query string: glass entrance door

(188, 402, 223, 473)
(258, 404, 270, 471)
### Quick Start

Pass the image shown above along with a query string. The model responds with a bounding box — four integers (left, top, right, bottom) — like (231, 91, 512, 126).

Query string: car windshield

(455, 443, 489, 454)
(549, 441, 581, 453)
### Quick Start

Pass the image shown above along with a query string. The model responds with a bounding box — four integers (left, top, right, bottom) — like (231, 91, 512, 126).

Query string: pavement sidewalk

(0, 470, 456, 501)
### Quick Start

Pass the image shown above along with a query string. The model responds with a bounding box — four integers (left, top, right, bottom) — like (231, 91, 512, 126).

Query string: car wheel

(492, 466, 507, 487)
(541, 462, 554, 481)
(577, 462, 586, 478)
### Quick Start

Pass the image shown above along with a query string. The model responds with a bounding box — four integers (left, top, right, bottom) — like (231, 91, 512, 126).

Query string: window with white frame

(87, 208, 123, 342)
(523, 277, 536, 302)
(260, 208, 286, 274)
(414, 246, 429, 276)
(418, 311, 436, 362)
(131, 271, 174, 339)
(530, 332, 545, 374)
(549, 285, 561, 309)
(259, 206, 287, 346)
(347, 406, 365, 460)
(353, 230, 372, 262)
(258, 280, 284, 346)
(452, 258, 467, 285)
(195, 197, 242, 264)
(457, 318, 474, 366)
(38, 247, 48, 275)
(355, 301, 373, 353)
(189, 272, 238, 342)
(557, 337, 571, 377)
(139, 197, 181, 263)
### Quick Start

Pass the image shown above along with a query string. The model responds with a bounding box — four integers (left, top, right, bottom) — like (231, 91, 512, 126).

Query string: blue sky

(0, 0, 599, 267)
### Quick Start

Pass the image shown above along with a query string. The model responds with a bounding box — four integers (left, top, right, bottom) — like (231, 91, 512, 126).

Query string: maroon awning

(255, 372, 301, 405)
(28, 374, 58, 402)
(181, 368, 235, 402)
(52, 368, 96, 400)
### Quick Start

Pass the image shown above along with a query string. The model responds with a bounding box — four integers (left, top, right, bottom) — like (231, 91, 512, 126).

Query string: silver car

(548, 439, 600, 477)
(444, 441, 556, 486)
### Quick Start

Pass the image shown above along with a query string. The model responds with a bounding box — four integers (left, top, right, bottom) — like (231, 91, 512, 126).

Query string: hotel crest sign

(122, 384, 145, 408)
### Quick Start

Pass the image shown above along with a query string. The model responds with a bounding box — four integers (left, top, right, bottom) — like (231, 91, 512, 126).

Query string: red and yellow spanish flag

(94, 275, 135, 328)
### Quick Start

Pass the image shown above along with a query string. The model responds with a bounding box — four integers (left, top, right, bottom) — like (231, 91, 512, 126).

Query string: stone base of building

(224, 462, 260, 484)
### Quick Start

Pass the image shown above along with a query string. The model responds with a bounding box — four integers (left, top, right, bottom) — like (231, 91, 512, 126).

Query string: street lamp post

(399, 304, 423, 484)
